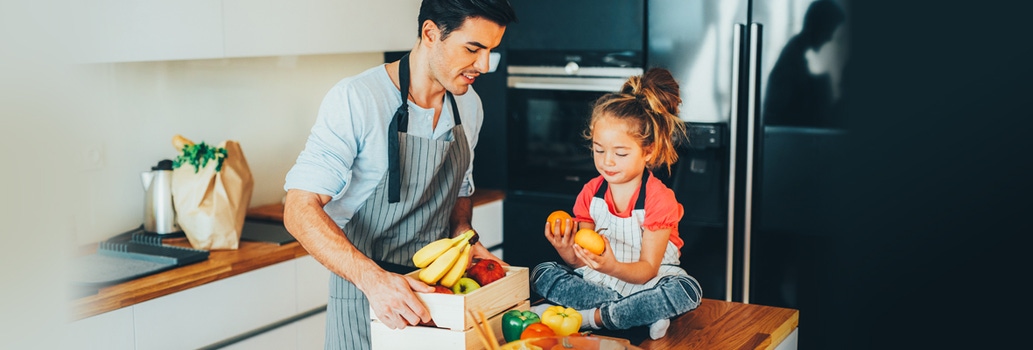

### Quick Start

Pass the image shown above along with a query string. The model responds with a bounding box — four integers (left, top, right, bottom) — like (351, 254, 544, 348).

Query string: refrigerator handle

(725, 23, 745, 303)
(743, 22, 763, 304)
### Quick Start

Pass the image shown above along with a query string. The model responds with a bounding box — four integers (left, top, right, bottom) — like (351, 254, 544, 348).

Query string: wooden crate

(372, 300, 530, 350)
(371, 266, 530, 331)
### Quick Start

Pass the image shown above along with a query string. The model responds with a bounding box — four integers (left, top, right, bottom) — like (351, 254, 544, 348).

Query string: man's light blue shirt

(284, 65, 482, 227)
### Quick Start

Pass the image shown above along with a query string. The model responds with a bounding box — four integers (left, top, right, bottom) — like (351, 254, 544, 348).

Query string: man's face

(428, 17, 506, 96)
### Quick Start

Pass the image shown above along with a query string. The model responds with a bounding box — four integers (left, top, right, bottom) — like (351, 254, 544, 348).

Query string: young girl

(530, 68, 702, 340)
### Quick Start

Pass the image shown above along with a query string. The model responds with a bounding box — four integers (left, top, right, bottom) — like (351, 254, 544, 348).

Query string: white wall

(2, 2, 90, 348)
(5, 3, 402, 346)
(65, 53, 383, 245)
(2, 52, 382, 348)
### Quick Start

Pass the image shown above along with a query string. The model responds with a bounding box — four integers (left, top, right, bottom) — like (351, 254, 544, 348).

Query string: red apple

(467, 259, 506, 286)
(432, 285, 454, 294)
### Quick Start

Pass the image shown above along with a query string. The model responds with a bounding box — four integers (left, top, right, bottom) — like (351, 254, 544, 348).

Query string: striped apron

(325, 53, 471, 350)
(576, 171, 686, 297)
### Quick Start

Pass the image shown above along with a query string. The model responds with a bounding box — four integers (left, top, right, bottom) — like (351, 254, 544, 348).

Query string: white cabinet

(295, 311, 327, 350)
(134, 260, 297, 350)
(221, 256, 326, 348)
(72, 0, 225, 63)
(472, 198, 504, 259)
(296, 255, 331, 312)
(64, 256, 330, 350)
(221, 321, 297, 350)
(62, 306, 135, 350)
(73, 0, 421, 63)
(223, 0, 419, 58)
(223, 310, 326, 350)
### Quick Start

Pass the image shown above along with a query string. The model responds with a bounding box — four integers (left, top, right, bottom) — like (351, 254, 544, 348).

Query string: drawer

(134, 260, 297, 350)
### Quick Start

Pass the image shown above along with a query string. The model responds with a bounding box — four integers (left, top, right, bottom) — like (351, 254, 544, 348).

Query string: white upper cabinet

(73, 0, 421, 63)
(72, 0, 225, 63)
(223, 0, 420, 58)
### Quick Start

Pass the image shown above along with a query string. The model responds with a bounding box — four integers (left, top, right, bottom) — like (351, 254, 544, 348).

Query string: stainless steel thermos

(141, 159, 180, 234)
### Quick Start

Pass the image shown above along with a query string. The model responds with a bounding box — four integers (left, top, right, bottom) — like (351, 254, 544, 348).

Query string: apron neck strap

(594, 169, 651, 210)
(394, 53, 463, 130)
(388, 52, 464, 203)
(388, 53, 410, 202)
(634, 170, 650, 210)
(395, 53, 411, 132)
(446, 92, 462, 126)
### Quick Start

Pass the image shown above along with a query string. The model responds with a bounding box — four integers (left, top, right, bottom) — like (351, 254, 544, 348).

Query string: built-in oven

(505, 51, 644, 196)
(502, 49, 643, 269)
(501, 0, 650, 270)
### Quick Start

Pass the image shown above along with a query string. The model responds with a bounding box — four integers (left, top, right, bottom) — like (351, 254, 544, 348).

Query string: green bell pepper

(501, 309, 541, 342)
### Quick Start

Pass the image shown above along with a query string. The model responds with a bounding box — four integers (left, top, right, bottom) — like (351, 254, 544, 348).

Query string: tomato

(520, 323, 556, 340)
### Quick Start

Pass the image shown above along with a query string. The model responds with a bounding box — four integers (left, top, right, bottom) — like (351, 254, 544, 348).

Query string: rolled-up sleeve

(284, 84, 361, 199)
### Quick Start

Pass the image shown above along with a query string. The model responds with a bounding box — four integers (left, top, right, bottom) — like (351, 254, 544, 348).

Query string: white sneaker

(648, 318, 670, 340)
(530, 303, 555, 317)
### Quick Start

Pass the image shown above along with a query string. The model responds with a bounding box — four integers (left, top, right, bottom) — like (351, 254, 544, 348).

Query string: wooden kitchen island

(71, 190, 799, 349)
(638, 299, 798, 349)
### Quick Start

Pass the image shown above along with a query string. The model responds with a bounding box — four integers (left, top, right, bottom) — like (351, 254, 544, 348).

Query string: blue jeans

(531, 261, 702, 330)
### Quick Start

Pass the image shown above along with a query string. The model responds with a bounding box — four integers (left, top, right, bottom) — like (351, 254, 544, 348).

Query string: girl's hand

(544, 218, 579, 266)
(573, 235, 617, 273)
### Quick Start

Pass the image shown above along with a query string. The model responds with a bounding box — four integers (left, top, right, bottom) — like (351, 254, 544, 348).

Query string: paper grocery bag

(171, 139, 254, 250)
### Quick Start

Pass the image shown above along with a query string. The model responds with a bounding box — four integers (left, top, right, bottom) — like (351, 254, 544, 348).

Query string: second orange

(574, 228, 606, 255)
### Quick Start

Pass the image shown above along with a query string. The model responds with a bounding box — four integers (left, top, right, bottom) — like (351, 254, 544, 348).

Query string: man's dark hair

(802, 0, 845, 47)
(417, 0, 518, 40)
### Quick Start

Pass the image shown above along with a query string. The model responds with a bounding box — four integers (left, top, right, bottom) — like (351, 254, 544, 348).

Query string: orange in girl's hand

(546, 210, 572, 233)
(574, 228, 606, 255)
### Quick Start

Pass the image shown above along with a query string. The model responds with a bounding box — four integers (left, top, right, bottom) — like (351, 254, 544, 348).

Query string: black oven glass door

(507, 88, 606, 196)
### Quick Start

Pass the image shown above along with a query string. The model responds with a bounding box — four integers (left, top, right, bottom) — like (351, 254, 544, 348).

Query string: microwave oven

(506, 0, 645, 53)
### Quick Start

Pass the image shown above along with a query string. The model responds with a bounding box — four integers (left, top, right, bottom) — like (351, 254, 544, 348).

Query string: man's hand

(469, 242, 507, 266)
(362, 269, 435, 329)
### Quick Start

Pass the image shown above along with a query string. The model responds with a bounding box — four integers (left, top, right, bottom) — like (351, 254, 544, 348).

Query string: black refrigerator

(648, 0, 850, 348)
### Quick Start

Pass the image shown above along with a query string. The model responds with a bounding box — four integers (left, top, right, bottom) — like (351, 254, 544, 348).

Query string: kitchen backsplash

(64, 52, 383, 245)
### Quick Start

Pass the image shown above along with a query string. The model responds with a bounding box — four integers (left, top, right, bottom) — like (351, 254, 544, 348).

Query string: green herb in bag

(173, 142, 228, 173)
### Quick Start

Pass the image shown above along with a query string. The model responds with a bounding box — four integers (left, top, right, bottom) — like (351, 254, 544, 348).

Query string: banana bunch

(414, 230, 478, 287)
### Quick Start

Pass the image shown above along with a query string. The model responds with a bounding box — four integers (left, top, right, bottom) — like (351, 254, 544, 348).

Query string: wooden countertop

(70, 238, 310, 321)
(71, 190, 506, 321)
(72, 188, 799, 349)
(639, 299, 798, 350)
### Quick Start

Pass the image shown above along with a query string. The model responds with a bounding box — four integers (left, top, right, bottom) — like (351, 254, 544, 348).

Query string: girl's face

(591, 116, 652, 186)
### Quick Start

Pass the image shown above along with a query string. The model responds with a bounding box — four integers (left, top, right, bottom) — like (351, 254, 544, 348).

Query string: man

(763, 0, 845, 127)
(282, 1, 516, 349)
